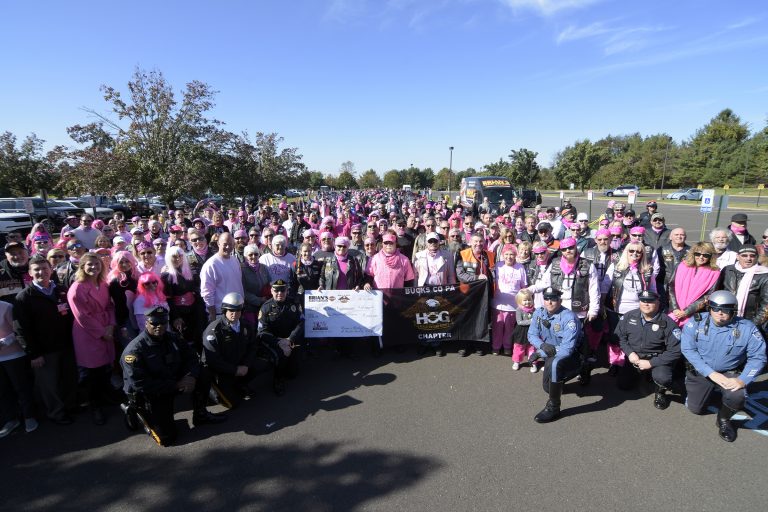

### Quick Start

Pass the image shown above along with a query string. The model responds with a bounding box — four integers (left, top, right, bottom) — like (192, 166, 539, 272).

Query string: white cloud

(557, 22, 614, 43)
(557, 21, 671, 56)
(726, 17, 760, 30)
(499, 0, 601, 17)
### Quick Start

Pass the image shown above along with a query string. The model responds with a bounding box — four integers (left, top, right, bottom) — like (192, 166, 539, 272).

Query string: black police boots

(716, 404, 737, 442)
(653, 386, 670, 410)
(534, 382, 563, 423)
(192, 394, 227, 427)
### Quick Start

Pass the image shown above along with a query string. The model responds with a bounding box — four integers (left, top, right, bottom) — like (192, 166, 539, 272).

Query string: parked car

(0, 212, 33, 244)
(173, 195, 198, 209)
(0, 197, 84, 232)
(517, 189, 542, 208)
(665, 188, 703, 200)
(77, 195, 132, 217)
(603, 185, 640, 197)
(56, 200, 114, 222)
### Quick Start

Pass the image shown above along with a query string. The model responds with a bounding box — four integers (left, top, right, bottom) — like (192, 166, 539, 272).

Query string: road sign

(559, 191, 564, 199)
(723, 184, 730, 190)
(759, 184, 765, 190)
(700, 189, 715, 213)
(587, 190, 594, 201)
(23, 199, 34, 214)
(627, 191, 636, 204)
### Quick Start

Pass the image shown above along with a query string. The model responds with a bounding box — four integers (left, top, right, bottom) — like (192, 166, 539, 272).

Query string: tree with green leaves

(336, 170, 358, 189)
(554, 139, 610, 191)
(508, 148, 541, 187)
(357, 169, 382, 189)
(433, 167, 457, 190)
(0, 132, 63, 196)
(66, 68, 232, 205)
(679, 109, 750, 186)
(307, 171, 326, 189)
(382, 169, 403, 189)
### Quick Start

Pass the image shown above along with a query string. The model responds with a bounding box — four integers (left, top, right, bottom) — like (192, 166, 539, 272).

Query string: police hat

(271, 278, 289, 291)
(542, 287, 562, 300)
(638, 290, 659, 302)
(145, 305, 169, 321)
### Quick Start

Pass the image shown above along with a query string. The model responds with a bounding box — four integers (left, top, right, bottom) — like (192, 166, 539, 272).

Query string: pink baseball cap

(559, 237, 577, 249)
(382, 233, 397, 243)
(630, 226, 646, 235)
(609, 226, 623, 235)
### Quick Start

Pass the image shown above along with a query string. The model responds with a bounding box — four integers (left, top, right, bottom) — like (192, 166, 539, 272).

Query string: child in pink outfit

(491, 244, 527, 355)
(511, 289, 538, 372)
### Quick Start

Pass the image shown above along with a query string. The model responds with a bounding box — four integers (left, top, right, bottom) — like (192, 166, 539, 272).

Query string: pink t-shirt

(493, 263, 528, 311)
(368, 251, 415, 289)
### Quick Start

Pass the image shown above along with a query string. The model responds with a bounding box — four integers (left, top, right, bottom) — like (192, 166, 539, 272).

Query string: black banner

(381, 280, 489, 346)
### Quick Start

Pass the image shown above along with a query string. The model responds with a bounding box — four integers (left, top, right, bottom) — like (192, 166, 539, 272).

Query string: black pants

(617, 362, 675, 391)
(684, 370, 746, 414)
(0, 356, 36, 421)
(143, 393, 179, 444)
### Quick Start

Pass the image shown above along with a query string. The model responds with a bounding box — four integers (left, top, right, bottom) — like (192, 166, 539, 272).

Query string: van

(459, 176, 516, 216)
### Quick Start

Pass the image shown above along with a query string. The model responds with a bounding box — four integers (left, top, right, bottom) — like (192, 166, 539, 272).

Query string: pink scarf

(559, 257, 577, 275)
(669, 262, 720, 326)
(734, 263, 768, 316)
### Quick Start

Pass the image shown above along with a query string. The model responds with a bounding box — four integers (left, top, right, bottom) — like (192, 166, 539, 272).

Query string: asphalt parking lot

(3, 343, 766, 512)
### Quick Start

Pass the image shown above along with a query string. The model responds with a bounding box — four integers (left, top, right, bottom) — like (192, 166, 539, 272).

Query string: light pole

(448, 146, 454, 202)
(658, 136, 671, 200)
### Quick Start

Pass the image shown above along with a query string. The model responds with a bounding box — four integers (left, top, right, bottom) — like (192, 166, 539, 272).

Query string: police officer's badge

(733, 329, 740, 339)
(652, 324, 659, 331)
(290, 305, 296, 312)
(554, 323, 561, 332)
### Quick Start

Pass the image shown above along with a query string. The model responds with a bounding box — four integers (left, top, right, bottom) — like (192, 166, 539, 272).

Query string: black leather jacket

(717, 264, 768, 326)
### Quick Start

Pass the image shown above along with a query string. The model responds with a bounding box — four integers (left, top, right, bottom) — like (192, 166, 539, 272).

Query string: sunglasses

(652, 218, 664, 222)
(351, 231, 361, 235)
(383, 241, 395, 245)
(562, 247, 576, 251)
(427, 239, 439, 243)
(543, 297, 561, 302)
(627, 249, 642, 255)
(147, 319, 166, 326)
(67, 243, 84, 250)
(710, 306, 734, 313)
(693, 252, 712, 258)
(190, 238, 202, 242)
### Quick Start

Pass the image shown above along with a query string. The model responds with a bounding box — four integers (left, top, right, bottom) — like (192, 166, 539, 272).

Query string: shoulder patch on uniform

(672, 328, 681, 340)
(124, 354, 137, 364)
(290, 305, 296, 312)
(566, 320, 577, 331)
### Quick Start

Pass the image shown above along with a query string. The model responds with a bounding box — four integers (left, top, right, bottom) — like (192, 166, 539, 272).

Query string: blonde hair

(74, 253, 108, 284)
(616, 242, 650, 274)
(515, 288, 534, 306)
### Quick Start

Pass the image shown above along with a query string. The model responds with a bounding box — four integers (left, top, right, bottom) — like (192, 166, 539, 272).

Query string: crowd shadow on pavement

(3, 438, 441, 511)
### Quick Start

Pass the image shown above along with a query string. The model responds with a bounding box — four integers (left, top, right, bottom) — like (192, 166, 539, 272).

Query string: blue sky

(2, 0, 766, 175)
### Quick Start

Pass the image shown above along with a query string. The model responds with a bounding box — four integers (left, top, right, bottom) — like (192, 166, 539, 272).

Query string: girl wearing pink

(511, 289, 537, 371)
(67, 253, 115, 425)
(492, 244, 528, 356)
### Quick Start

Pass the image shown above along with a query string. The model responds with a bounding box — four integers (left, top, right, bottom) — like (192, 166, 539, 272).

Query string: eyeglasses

(190, 238, 202, 243)
(383, 241, 395, 245)
(67, 243, 83, 250)
(427, 239, 439, 244)
(652, 218, 664, 222)
(693, 252, 712, 258)
(627, 249, 642, 255)
(562, 247, 576, 251)
(763, 235, 768, 239)
(543, 297, 561, 302)
(710, 306, 734, 313)
(351, 231, 361, 235)
(425, 224, 435, 228)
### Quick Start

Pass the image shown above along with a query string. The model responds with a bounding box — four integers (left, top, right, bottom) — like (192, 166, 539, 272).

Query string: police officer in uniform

(681, 291, 766, 442)
(202, 292, 265, 408)
(121, 306, 225, 446)
(615, 290, 682, 410)
(527, 287, 584, 423)
(258, 279, 303, 395)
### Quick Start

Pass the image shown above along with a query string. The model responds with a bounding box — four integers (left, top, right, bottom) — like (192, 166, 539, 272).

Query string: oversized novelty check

(304, 290, 383, 337)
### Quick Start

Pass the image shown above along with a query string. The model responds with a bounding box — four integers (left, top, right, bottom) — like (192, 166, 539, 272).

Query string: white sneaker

(530, 364, 539, 373)
(25, 418, 39, 433)
(0, 419, 21, 438)
(512, 362, 520, 371)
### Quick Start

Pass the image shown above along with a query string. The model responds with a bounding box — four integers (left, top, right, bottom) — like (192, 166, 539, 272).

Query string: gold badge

(554, 323, 561, 332)
(124, 354, 137, 364)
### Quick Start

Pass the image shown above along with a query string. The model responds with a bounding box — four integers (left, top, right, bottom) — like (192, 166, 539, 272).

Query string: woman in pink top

(367, 231, 415, 289)
(67, 252, 116, 425)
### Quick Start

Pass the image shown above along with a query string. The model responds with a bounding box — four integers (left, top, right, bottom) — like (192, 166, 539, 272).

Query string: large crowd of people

(0, 192, 766, 446)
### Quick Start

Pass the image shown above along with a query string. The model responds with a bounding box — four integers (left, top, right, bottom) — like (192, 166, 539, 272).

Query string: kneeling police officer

(202, 292, 266, 408)
(681, 291, 766, 442)
(615, 290, 682, 410)
(527, 287, 584, 423)
(258, 279, 303, 395)
(121, 306, 225, 446)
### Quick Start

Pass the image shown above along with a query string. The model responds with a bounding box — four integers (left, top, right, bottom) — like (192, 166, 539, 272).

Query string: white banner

(304, 290, 383, 338)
